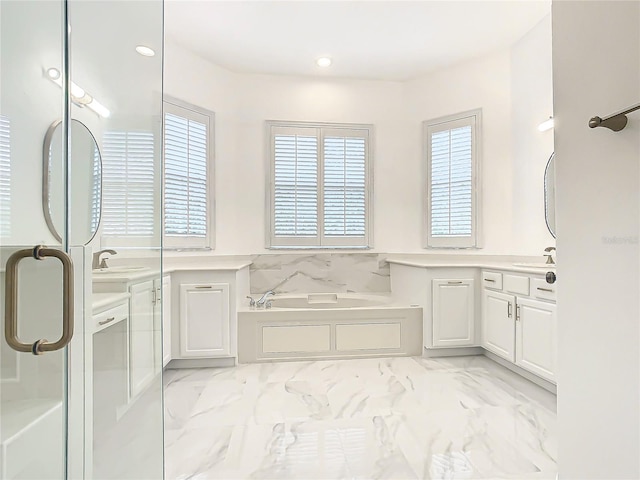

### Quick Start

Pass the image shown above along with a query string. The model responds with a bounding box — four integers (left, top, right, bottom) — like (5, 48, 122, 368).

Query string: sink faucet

(256, 290, 275, 307)
(544, 246, 556, 265)
(92, 249, 117, 269)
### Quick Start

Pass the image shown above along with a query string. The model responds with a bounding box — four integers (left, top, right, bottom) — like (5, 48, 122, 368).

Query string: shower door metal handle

(5, 245, 74, 355)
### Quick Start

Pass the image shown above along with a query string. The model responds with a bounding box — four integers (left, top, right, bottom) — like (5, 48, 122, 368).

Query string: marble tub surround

(250, 253, 390, 294)
(164, 355, 557, 479)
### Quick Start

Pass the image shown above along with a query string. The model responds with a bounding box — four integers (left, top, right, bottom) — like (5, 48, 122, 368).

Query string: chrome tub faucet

(256, 290, 275, 307)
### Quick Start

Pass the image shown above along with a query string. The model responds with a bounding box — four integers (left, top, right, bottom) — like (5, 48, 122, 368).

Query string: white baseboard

(166, 357, 236, 369)
(423, 346, 484, 357)
(483, 350, 556, 393)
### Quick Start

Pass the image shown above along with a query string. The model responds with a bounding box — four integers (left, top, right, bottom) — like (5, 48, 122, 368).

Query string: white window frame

(163, 97, 215, 250)
(423, 108, 482, 249)
(266, 120, 374, 249)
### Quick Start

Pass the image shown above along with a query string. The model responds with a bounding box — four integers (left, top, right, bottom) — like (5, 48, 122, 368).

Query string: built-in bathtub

(237, 293, 423, 363)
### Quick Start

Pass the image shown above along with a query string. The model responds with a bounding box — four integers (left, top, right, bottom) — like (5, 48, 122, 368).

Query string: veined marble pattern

(249, 253, 390, 294)
(164, 355, 557, 480)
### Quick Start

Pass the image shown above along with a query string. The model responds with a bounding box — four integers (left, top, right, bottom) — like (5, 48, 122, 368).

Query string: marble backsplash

(250, 253, 390, 294)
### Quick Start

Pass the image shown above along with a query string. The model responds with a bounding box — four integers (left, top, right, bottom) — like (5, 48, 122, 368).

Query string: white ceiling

(165, 1, 551, 81)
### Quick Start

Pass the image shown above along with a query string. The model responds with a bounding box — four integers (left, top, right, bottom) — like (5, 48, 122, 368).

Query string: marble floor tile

(164, 355, 558, 480)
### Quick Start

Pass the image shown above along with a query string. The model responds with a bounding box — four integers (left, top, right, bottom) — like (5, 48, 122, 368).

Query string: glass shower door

(0, 1, 71, 478)
(1, 0, 165, 478)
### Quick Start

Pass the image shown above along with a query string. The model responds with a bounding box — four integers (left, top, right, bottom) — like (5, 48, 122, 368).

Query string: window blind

(323, 136, 366, 237)
(269, 123, 371, 248)
(164, 111, 208, 239)
(0, 115, 10, 237)
(91, 147, 101, 234)
(425, 110, 480, 248)
(430, 126, 473, 237)
(101, 131, 155, 236)
(273, 133, 318, 238)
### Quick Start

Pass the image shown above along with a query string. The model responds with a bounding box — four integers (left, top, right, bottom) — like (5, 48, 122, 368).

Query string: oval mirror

(544, 152, 556, 238)
(43, 119, 101, 245)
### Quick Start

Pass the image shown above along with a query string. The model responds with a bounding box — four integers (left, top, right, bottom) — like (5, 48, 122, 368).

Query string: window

(0, 115, 10, 238)
(91, 147, 101, 235)
(101, 130, 156, 238)
(163, 99, 214, 249)
(424, 109, 481, 248)
(267, 121, 372, 248)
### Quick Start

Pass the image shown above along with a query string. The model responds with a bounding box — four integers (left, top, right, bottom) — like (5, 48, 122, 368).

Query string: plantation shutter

(91, 146, 101, 234)
(163, 102, 211, 248)
(0, 115, 10, 238)
(269, 123, 371, 248)
(272, 127, 319, 246)
(322, 130, 367, 246)
(101, 131, 156, 237)
(425, 111, 479, 248)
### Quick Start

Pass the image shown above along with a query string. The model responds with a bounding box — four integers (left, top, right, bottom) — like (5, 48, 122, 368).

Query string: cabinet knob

(546, 271, 556, 284)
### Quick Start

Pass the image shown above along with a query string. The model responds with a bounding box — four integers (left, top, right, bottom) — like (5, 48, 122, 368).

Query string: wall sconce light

(46, 68, 111, 118)
(538, 116, 554, 132)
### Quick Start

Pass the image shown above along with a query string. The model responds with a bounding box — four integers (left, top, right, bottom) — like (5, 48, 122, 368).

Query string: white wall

(164, 19, 553, 256)
(553, 1, 639, 478)
(404, 50, 514, 254)
(511, 15, 555, 254)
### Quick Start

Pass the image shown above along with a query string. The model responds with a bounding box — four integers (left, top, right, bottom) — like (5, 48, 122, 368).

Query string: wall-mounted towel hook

(589, 102, 640, 132)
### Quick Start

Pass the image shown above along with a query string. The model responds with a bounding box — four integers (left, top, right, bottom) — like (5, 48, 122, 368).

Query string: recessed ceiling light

(135, 45, 155, 57)
(316, 57, 332, 68)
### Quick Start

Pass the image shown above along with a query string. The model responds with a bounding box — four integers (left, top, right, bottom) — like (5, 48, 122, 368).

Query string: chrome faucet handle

(99, 258, 109, 269)
(246, 296, 256, 308)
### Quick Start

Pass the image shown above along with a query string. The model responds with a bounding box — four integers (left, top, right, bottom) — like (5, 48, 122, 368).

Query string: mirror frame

(42, 119, 102, 244)
(544, 152, 556, 239)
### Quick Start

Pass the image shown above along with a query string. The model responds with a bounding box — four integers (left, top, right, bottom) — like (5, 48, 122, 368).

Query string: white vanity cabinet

(481, 270, 556, 383)
(432, 279, 475, 347)
(389, 263, 480, 350)
(170, 265, 250, 365)
(482, 289, 516, 362)
(516, 297, 556, 382)
(129, 280, 157, 398)
(179, 283, 230, 357)
(93, 273, 163, 400)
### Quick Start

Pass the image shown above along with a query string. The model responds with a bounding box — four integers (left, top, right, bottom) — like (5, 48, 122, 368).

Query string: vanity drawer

(504, 274, 530, 296)
(482, 271, 503, 290)
(93, 303, 129, 333)
(531, 278, 556, 302)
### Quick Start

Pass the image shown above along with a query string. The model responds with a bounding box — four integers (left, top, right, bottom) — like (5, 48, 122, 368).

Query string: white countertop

(92, 292, 131, 312)
(163, 258, 253, 272)
(385, 255, 556, 274)
(92, 259, 252, 283)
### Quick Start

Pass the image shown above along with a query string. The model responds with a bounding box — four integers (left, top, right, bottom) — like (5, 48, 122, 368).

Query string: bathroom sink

(92, 266, 150, 274)
(512, 262, 556, 269)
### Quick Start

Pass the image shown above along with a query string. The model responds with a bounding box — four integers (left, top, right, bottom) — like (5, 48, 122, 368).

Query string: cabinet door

(180, 283, 230, 357)
(162, 276, 172, 367)
(482, 290, 516, 362)
(516, 297, 556, 382)
(432, 279, 475, 347)
(130, 280, 156, 398)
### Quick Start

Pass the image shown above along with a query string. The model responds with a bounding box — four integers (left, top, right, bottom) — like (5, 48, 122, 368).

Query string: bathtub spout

(257, 290, 275, 307)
